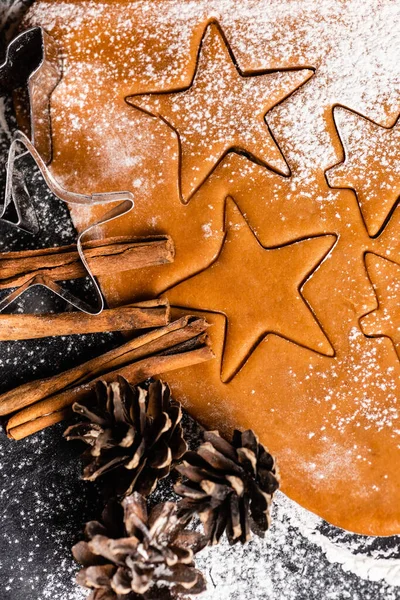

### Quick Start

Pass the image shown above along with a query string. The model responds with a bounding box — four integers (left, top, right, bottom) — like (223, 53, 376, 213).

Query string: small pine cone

(73, 492, 207, 600)
(64, 377, 187, 497)
(174, 429, 279, 545)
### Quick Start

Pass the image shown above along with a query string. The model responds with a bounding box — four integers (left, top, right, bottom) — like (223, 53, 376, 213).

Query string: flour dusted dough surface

(23, 0, 400, 535)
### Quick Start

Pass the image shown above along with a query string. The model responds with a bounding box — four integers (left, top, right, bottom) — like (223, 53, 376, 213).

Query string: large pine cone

(64, 377, 187, 497)
(73, 492, 207, 600)
(174, 429, 279, 545)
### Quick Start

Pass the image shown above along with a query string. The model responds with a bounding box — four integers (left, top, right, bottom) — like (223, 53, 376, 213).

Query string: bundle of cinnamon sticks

(0, 235, 174, 339)
(0, 235, 214, 440)
(1, 316, 213, 440)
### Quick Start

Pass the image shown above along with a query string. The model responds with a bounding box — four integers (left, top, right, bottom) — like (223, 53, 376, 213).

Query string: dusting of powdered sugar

(196, 492, 400, 600)
(24, 0, 400, 181)
(286, 328, 400, 437)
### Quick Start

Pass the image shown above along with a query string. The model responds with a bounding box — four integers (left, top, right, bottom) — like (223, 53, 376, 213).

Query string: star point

(327, 106, 400, 237)
(127, 22, 313, 202)
(165, 198, 335, 382)
(360, 253, 400, 359)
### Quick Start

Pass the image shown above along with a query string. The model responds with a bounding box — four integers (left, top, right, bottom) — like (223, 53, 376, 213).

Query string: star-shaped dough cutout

(327, 106, 400, 237)
(360, 253, 400, 358)
(164, 199, 335, 382)
(127, 22, 313, 202)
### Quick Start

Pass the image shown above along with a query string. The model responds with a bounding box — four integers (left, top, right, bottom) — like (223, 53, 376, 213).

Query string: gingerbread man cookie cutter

(0, 28, 135, 315)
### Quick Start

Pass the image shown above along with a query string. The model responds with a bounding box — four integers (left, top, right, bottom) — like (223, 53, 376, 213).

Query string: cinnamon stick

(8, 408, 73, 440)
(0, 300, 170, 340)
(0, 316, 212, 432)
(7, 341, 212, 440)
(0, 235, 174, 289)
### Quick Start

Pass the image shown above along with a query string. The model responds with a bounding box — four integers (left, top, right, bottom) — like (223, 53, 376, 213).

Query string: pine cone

(174, 429, 279, 545)
(64, 377, 187, 497)
(73, 492, 207, 600)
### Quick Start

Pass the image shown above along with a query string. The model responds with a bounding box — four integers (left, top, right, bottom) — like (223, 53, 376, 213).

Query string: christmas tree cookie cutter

(0, 28, 135, 315)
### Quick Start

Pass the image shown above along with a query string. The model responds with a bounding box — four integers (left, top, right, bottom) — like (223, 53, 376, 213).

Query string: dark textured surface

(0, 425, 100, 600)
(0, 4, 120, 599)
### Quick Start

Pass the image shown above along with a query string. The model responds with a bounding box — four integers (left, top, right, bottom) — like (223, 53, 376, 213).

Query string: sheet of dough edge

(22, 0, 400, 536)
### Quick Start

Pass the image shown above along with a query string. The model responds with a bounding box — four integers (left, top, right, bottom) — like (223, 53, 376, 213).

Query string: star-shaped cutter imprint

(164, 199, 336, 382)
(326, 105, 400, 237)
(126, 21, 314, 203)
(360, 253, 400, 359)
(0, 28, 135, 315)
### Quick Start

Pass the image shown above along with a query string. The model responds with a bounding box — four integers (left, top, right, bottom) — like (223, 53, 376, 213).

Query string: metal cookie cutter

(0, 26, 61, 165)
(0, 27, 61, 233)
(0, 28, 135, 315)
